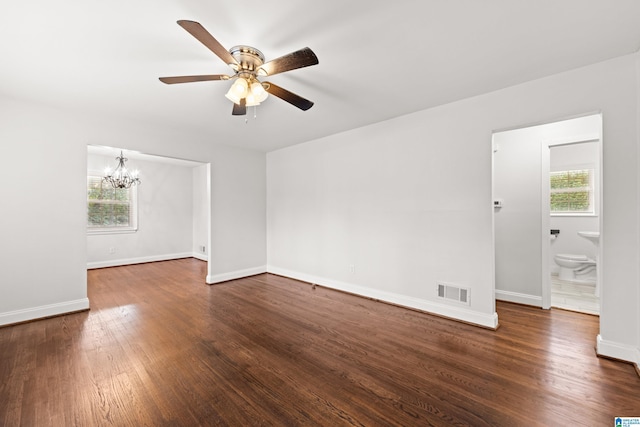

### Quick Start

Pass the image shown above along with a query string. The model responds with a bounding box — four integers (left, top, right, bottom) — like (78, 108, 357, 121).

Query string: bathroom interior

(493, 113, 601, 316)
(549, 141, 600, 315)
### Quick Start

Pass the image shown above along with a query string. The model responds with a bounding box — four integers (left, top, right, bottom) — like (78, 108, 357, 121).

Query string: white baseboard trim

(87, 253, 194, 269)
(0, 298, 90, 327)
(267, 266, 498, 329)
(206, 266, 267, 284)
(192, 252, 208, 262)
(495, 289, 543, 307)
(597, 335, 640, 369)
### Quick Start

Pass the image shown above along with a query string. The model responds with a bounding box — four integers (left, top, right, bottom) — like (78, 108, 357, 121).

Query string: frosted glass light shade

(225, 78, 249, 104)
(250, 82, 269, 102)
(245, 93, 260, 107)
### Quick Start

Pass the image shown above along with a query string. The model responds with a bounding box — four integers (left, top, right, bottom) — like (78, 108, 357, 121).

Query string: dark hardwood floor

(1, 258, 638, 426)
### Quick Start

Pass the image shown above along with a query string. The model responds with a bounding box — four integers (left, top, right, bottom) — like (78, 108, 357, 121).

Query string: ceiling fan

(159, 20, 319, 116)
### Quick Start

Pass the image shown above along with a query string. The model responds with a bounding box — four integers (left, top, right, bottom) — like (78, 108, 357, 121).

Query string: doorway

(86, 145, 211, 282)
(493, 114, 603, 315)
(544, 139, 601, 314)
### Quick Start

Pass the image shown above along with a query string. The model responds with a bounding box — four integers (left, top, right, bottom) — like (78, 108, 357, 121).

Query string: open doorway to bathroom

(493, 113, 602, 316)
(546, 140, 600, 314)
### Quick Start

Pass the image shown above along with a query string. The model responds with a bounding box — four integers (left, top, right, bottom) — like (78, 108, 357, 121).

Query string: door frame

(540, 125, 603, 309)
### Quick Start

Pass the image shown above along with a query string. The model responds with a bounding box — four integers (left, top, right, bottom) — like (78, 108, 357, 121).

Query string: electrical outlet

(109, 247, 116, 254)
(200, 245, 206, 253)
(349, 264, 355, 274)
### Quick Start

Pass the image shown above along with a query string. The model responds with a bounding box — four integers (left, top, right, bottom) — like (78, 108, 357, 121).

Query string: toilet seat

(554, 253, 597, 283)
(556, 253, 589, 261)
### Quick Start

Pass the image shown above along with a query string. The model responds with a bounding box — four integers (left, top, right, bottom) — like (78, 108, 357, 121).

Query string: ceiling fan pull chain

(254, 106, 257, 119)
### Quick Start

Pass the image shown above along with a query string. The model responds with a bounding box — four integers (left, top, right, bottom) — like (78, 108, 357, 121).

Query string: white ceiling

(2, 1, 639, 152)
(87, 144, 204, 168)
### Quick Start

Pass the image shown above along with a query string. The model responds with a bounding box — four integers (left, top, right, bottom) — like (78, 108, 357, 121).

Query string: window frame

(87, 171, 138, 235)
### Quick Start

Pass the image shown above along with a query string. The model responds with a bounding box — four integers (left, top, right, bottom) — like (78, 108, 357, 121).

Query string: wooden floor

(1, 259, 638, 426)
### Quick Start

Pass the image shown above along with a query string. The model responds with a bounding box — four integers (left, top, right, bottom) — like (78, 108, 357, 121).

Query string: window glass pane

(550, 193, 568, 211)
(550, 169, 593, 214)
(88, 202, 105, 226)
(550, 173, 568, 189)
(87, 175, 135, 231)
(568, 170, 589, 188)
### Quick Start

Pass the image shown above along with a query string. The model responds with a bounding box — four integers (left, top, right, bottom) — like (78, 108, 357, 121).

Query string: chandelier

(103, 151, 140, 189)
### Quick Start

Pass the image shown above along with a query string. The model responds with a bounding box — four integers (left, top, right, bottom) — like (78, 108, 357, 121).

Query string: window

(550, 169, 594, 214)
(87, 175, 137, 233)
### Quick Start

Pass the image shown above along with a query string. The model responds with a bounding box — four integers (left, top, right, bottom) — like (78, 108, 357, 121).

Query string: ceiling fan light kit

(159, 20, 319, 117)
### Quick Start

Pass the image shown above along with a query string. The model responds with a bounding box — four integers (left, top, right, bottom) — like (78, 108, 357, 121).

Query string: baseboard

(192, 252, 208, 262)
(495, 289, 543, 307)
(267, 266, 499, 329)
(0, 298, 90, 327)
(597, 335, 640, 376)
(87, 253, 194, 269)
(206, 266, 267, 284)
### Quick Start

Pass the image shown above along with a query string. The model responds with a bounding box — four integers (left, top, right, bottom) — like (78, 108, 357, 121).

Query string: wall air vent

(437, 283, 470, 305)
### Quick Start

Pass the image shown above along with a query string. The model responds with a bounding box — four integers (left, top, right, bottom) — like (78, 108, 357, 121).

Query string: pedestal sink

(578, 231, 600, 297)
(578, 231, 600, 246)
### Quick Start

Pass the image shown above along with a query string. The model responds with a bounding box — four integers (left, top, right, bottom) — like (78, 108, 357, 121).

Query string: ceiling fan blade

(264, 82, 314, 111)
(232, 98, 247, 116)
(177, 20, 238, 67)
(159, 74, 230, 84)
(257, 47, 318, 76)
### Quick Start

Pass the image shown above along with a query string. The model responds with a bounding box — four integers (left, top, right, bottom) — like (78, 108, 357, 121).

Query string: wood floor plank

(1, 258, 638, 426)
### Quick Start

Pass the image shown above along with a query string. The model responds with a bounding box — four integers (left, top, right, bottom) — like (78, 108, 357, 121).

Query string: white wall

(87, 153, 196, 268)
(493, 115, 600, 305)
(0, 94, 266, 326)
(637, 53, 640, 369)
(268, 102, 498, 328)
(493, 126, 544, 303)
(192, 164, 209, 261)
(267, 53, 639, 367)
(0, 99, 89, 324)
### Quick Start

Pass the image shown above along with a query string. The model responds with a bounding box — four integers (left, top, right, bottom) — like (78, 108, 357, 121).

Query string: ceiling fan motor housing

(229, 45, 265, 76)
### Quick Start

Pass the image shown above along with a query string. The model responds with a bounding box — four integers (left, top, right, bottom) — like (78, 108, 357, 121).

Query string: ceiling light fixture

(224, 76, 269, 107)
(103, 151, 140, 189)
(222, 45, 272, 115)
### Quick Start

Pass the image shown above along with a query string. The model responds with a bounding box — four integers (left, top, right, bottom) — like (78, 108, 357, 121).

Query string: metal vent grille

(437, 283, 470, 305)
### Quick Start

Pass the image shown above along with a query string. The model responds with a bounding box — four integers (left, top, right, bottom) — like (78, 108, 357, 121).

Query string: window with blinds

(550, 169, 594, 214)
(87, 175, 138, 233)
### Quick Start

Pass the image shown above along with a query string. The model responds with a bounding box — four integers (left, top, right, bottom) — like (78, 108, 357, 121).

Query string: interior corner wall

(87, 153, 195, 268)
(0, 94, 266, 326)
(267, 53, 640, 364)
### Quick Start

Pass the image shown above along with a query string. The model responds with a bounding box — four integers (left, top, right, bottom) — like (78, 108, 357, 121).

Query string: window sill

(551, 213, 597, 218)
(87, 228, 138, 235)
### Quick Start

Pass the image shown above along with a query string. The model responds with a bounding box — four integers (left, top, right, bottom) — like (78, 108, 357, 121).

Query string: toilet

(554, 254, 596, 282)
